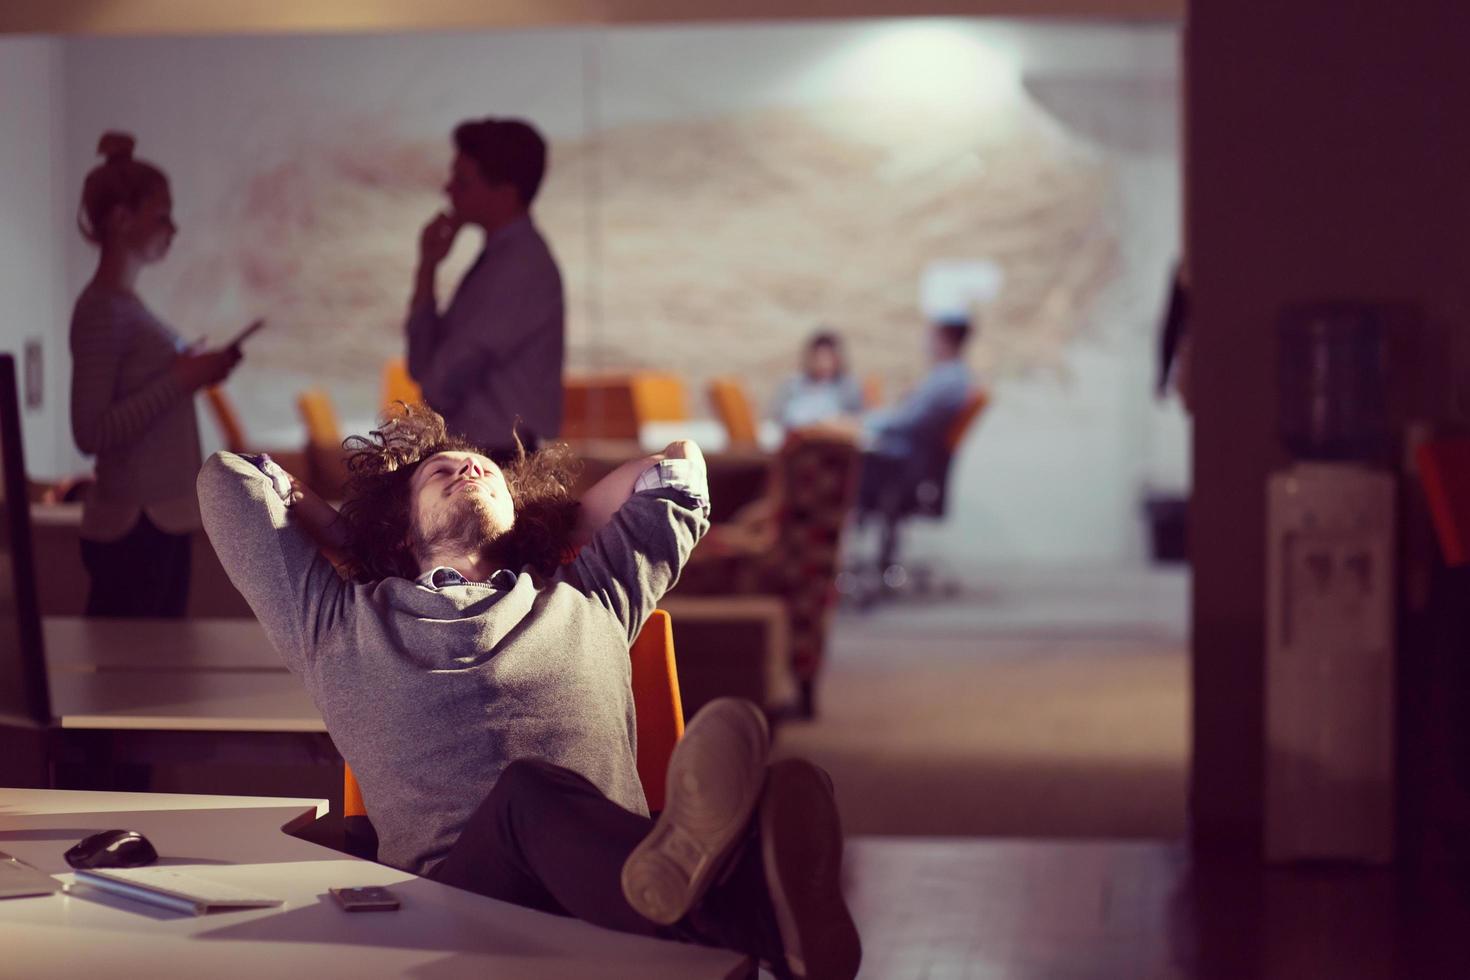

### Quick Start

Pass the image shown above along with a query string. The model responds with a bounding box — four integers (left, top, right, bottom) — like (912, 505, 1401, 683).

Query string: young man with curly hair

(196, 404, 859, 980)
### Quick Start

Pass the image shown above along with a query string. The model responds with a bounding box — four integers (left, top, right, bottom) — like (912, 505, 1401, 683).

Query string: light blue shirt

(770, 374, 865, 430)
(864, 360, 975, 458)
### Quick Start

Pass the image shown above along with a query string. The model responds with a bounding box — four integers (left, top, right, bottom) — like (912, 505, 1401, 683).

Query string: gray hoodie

(197, 451, 707, 874)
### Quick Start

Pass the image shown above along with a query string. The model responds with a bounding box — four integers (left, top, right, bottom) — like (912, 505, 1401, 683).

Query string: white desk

(43, 617, 283, 673)
(46, 668, 323, 733)
(0, 788, 748, 979)
(40, 617, 322, 733)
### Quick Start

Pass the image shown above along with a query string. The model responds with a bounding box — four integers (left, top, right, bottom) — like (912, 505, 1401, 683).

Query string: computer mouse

(64, 829, 159, 869)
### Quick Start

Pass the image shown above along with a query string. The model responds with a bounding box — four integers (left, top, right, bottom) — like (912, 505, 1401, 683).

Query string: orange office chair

(204, 386, 248, 454)
(297, 388, 341, 450)
(630, 372, 688, 424)
(708, 377, 760, 448)
(861, 374, 884, 409)
(343, 610, 684, 855)
(382, 357, 422, 409)
(946, 390, 989, 454)
(203, 385, 313, 478)
(562, 376, 641, 441)
(296, 388, 350, 499)
(854, 389, 991, 607)
(626, 609, 685, 811)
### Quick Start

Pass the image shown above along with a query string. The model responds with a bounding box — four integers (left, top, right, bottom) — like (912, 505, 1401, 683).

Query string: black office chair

(846, 391, 989, 607)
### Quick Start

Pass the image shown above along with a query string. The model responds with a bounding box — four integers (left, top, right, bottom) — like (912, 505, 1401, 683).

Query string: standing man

(407, 118, 564, 460)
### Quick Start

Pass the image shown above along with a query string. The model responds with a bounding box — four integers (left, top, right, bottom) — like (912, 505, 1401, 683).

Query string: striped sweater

(69, 282, 202, 540)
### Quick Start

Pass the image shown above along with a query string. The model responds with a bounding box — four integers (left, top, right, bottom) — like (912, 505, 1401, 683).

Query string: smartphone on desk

(330, 885, 400, 912)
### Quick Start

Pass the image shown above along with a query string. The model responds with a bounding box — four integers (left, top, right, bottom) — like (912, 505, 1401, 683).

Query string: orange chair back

(342, 609, 684, 820)
(562, 376, 641, 441)
(861, 374, 884, 409)
(946, 390, 989, 452)
(382, 358, 422, 409)
(296, 388, 341, 451)
(204, 387, 247, 453)
(630, 372, 688, 423)
(708, 377, 759, 447)
(628, 609, 684, 811)
(344, 764, 368, 818)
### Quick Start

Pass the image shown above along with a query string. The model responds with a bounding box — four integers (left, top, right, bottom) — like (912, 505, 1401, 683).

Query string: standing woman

(70, 132, 245, 617)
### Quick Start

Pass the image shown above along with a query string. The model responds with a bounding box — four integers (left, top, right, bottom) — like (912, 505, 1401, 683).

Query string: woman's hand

(171, 345, 243, 392)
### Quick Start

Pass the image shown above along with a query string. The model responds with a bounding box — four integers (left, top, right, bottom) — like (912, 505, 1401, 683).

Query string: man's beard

(410, 490, 512, 564)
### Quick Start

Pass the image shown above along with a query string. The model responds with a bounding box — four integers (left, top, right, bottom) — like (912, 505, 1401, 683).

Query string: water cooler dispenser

(1265, 304, 1397, 863)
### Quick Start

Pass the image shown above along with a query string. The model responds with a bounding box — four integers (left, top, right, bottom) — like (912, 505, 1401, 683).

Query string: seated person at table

(770, 329, 865, 431)
(196, 404, 859, 980)
(861, 317, 974, 463)
(810, 318, 975, 506)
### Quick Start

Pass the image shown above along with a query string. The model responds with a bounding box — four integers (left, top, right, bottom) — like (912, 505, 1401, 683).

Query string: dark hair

(337, 403, 580, 583)
(934, 318, 973, 352)
(77, 131, 169, 245)
(453, 118, 548, 206)
(804, 329, 848, 378)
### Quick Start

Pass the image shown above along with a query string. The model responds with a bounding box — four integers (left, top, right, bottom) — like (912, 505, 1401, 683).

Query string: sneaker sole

(761, 759, 862, 980)
(622, 698, 771, 925)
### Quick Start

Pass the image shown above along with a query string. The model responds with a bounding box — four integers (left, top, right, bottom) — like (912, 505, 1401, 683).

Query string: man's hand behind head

(660, 440, 704, 465)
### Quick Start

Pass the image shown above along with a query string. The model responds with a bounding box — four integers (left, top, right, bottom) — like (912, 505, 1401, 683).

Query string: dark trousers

(429, 758, 666, 937)
(80, 513, 191, 618)
(427, 759, 776, 958)
(856, 452, 911, 570)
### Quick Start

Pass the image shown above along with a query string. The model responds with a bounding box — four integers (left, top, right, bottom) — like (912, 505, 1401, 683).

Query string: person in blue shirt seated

(809, 317, 976, 462)
(860, 318, 975, 462)
(770, 330, 865, 431)
(845, 318, 977, 577)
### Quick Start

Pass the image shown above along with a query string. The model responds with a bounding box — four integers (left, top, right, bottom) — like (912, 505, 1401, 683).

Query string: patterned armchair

(677, 430, 860, 717)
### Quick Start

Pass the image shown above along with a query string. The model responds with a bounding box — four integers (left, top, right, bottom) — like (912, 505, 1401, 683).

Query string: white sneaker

(622, 697, 771, 925)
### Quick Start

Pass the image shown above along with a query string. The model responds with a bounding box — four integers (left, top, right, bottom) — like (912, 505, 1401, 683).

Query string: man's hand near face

(410, 212, 464, 315)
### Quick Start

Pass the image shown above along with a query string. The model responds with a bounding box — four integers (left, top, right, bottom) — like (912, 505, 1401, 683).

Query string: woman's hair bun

(97, 131, 136, 164)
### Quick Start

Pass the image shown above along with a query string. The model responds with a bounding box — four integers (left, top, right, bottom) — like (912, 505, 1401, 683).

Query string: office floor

(781, 566, 1470, 979)
(839, 836, 1470, 980)
(772, 564, 1190, 838)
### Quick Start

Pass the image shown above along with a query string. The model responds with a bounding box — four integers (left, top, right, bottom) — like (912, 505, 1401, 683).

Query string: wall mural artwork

(59, 22, 1179, 563)
(154, 93, 1117, 422)
(566, 99, 1118, 403)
